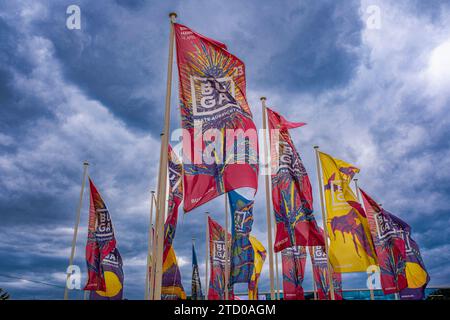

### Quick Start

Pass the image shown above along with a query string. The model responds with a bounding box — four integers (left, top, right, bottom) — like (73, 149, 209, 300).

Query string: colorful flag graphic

(267, 108, 324, 252)
(228, 190, 254, 285)
(161, 245, 187, 300)
(248, 236, 267, 300)
(174, 23, 258, 213)
(207, 216, 233, 300)
(309, 245, 343, 300)
(281, 246, 307, 300)
(84, 178, 124, 300)
(318, 151, 377, 272)
(360, 188, 408, 294)
(191, 243, 203, 300)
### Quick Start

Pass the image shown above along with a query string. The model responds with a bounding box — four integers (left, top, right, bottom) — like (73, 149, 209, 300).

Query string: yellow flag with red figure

(318, 151, 377, 272)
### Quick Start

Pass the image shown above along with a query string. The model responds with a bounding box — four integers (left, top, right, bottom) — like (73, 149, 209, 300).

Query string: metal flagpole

(313, 146, 336, 300)
(145, 190, 156, 300)
(205, 212, 210, 300)
(153, 12, 177, 300)
(149, 192, 158, 299)
(260, 97, 275, 300)
(224, 194, 230, 300)
(353, 179, 375, 301)
(64, 161, 89, 300)
(312, 257, 318, 300)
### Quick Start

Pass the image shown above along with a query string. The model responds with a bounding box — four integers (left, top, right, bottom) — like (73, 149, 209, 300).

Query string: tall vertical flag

(360, 188, 408, 294)
(309, 245, 343, 300)
(267, 108, 324, 252)
(388, 214, 430, 300)
(207, 216, 234, 300)
(174, 23, 258, 213)
(318, 151, 377, 272)
(161, 145, 186, 300)
(228, 190, 254, 285)
(281, 246, 307, 300)
(191, 243, 203, 300)
(84, 178, 124, 300)
(248, 236, 267, 300)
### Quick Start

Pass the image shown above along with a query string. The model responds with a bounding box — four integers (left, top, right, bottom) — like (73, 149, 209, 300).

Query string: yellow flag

(161, 246, 187, 300)
(318, 151, 377, 272)
(248, 236, 267, 300)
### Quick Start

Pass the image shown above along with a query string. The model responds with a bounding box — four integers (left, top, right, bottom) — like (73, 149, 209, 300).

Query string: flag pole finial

(260, 96, 267, 101)
(313, 145, 319, 149)
(169, 12, 177, 22)
(83, 160, 89, 166)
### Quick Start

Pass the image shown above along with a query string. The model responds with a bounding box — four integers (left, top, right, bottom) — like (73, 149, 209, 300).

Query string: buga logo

(212, 240, 227, 263)
(96, 209, 113, 234)
(330, 180, 347, 209)
(278, 141, 304, 176)
(191, 76, 237, 117)
(313, 246, 327, 261)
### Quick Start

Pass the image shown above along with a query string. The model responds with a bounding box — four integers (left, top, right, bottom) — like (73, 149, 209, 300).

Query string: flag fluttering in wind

(228, 190, 254, 285)
(281, 246, 307, 300)
(161, 245, 187, 300)
(84, 178, 124, 300)
(248, 236, 266, 300)
(386, 215, 430, 300)
(207, 216, 234, 300)
(174, 23, 258, 213)
(309, 245, 343, 300)
(191, 243, 203, 300)
(267, 108, 324, 252)
(318, 151, 376, 272)
(360, 188, 408, 294)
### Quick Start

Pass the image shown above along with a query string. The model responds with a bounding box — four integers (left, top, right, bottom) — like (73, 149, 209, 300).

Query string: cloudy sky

(1, 0, 450, 299)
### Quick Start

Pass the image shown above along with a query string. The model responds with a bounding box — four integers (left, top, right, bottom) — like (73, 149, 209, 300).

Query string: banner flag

(248, 236, 266, 300)
(281, 246, 307, 300)
(161, 245, 187, 300)
(191, 243, 203, 300)
(174, 23, 258, 213)
(228, 190, 254, 285)
(267, 108, 324, 252)
(360, 188, 408, 294)
(385, 215, 430, 300)
(207, 216, 234, 300)
(318, 151, 377, 272)
(309, 245, 343, 300)
(84, 178, 124, 300)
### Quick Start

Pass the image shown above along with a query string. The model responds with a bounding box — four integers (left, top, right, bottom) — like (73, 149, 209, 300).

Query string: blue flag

(228, 190, 254, 285)
(191, 243, 203, 300)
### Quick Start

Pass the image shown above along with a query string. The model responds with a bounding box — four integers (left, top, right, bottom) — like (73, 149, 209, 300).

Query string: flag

(248, 236, 266, 300)
(281, 246, 307, 300)
(318, 151, 377, 272)
(84, 178, 124, 300)
(267, 108, 324, 252)
(191, 243, 203, 300)
(161, 245, 187, 300)
(163, 145, 183, 260)
(228, 190, 254, 285)
(174, 23, 258, 213)
(309, 245, 343, 300)
(207, 216, 234, 300)
(387, 214, 430, 300)
(360, 188, 408, 294)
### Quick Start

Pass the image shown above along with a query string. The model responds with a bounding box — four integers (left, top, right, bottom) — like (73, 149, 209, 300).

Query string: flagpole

(149, 192, 158, 299)
(224, 194, 230, 300)
(353, 179, 375, 301)
(145, 190, 156, 300)
(205, 211, 210, 300)
(313, 146, 336, 300)
(64, 161, 89, 300)
(260, 97, 275, 300)
(312, 258, 318, 300)
(153, 12, 177, 301)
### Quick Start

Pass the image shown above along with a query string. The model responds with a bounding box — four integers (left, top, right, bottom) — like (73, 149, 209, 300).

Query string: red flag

(281, 246, 307, 300)
(84, 179, 123, 298)
(267, 108, 324, 252)
(174, 23, 258, 212)
(360, 188, 408, 294)
(207, 216, 234, 300)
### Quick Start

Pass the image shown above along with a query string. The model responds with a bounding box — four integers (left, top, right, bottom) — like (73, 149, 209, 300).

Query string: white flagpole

(224, 194, 230, 300)
(145, 190, 156, 300)
(260, 97, 275, 300)
(64, 161, 89, 300)
(353, 179, 375, 301)
(312, 256, 318, 300)
(153, 12, 177, 300)
(205, 212, 210, 300)
(313, 146, 336, 300)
